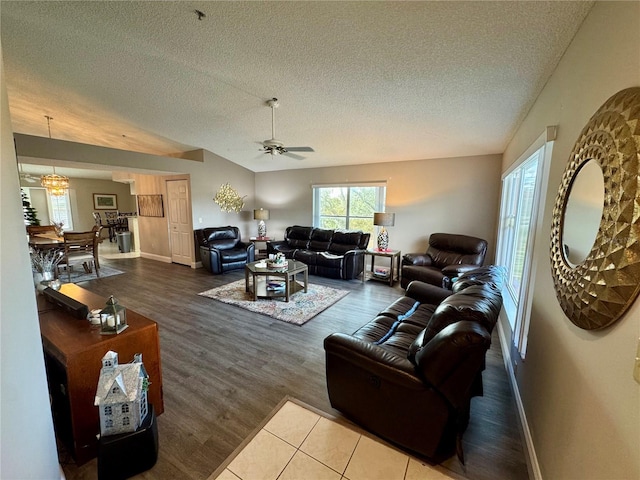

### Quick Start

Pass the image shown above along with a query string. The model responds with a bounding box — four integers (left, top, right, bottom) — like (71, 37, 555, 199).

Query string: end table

(364, 249, 401, 286)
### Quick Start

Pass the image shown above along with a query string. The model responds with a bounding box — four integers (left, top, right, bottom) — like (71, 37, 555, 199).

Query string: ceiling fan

(260, 98, 314, 160)
(19, 164, 38, 183)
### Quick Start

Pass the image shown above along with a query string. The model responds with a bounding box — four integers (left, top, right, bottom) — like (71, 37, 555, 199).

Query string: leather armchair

(194, 226, 255, 274)
(401, 233, 488, 289)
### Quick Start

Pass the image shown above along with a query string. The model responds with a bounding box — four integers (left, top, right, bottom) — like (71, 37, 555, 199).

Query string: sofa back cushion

(309, 228, 334, 251)
(407, 283, 502, 364)
(329, 231, 368, 254)
(204, 226, 240, 249)
(427, 233, 487, 268)
(285, 226, 313, 249)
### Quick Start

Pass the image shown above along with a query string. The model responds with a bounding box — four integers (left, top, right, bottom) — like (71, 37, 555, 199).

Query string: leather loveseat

(324, 266, 504, 463)
(194, 226, 255, 274)
(267, 226, 370, 280)
(401, 233, 488, 289)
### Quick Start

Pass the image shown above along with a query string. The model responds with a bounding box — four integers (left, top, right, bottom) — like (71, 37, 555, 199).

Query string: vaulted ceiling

(1, 1, 593, 173)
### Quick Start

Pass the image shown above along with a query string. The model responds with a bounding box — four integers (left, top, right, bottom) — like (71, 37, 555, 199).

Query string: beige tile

(300, 417, 360, 473)
(343, 435, 409, 480)
(278, 451, 342, 480)
(211, 469, 242, 480)
(263, 400, 320, 447)
(405, 458, 457, 479)
(227, 429, 296, 480)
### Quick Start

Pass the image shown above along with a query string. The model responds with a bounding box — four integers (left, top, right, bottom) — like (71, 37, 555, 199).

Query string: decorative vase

(377, 227, 389, 251)
(258, 220, 266, 238)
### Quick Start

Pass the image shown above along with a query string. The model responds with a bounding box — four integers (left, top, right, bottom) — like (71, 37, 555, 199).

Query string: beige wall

(1, 46, 60, 478)
(502, 2, 639, 479)
(256, 153, 502, 261)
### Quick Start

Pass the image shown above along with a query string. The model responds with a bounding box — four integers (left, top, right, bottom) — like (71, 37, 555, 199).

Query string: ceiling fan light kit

(261, 98, 314, 159)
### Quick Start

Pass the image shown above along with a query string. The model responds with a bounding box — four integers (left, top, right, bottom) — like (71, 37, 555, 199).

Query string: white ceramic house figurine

(94, 350, 149, 436)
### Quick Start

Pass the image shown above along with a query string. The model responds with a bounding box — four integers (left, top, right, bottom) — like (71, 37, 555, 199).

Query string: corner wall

(0, 45, 60, 479)
(502, 2, 640, 478)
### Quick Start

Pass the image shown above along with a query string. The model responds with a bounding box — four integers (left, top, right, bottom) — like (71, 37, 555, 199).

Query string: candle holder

(99, 295, 128, 335)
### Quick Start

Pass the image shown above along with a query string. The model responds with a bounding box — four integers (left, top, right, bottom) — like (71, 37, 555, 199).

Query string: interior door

(166, 179, 192, 266)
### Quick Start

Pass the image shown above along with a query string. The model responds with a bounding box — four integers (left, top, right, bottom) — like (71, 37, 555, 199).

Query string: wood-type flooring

(57, 257, 529, 480)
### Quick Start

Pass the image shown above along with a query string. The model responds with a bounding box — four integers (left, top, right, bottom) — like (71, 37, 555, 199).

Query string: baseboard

(497, 317, 543, 480)
(140, 252, 172, 263)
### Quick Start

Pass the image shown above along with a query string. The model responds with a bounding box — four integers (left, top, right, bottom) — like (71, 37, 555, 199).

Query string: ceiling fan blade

(285, 147, 314, 152)
(284, 152, 306, 161)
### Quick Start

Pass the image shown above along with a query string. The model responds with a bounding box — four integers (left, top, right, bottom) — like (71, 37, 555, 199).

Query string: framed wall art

(93, 193, 118, 210)
(137, 194, 164, 217)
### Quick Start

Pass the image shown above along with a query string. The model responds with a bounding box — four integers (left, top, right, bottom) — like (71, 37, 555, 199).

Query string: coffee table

(245, 260, 308, 302)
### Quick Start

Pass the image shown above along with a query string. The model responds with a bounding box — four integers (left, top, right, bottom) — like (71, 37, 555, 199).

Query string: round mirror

(550, 87, 640, 330)
(561, 160, 604, 266)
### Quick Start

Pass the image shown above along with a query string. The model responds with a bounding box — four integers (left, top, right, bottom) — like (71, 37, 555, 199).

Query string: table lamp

(254, 208, 270, 238)
(373, 212, 395, 251)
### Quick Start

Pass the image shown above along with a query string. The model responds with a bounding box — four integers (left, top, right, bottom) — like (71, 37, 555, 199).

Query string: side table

(250, 236, 271, 260)
(364, 249, 401, 286)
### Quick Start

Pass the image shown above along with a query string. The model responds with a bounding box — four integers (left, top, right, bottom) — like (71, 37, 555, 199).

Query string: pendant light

(40, 115, 69, 196)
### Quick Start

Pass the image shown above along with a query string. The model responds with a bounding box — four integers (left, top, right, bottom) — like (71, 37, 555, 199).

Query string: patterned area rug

(198, 279, 349, 326)
(62, 265, 124, 284)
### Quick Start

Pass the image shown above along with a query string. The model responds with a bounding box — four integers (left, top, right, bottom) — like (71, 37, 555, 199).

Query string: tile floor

(210, 400, 462, 480)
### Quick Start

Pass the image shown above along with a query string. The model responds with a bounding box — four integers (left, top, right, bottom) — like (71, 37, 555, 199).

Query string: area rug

(198, 279, 349, 326)
(208, 397, 460, 480)
(62, 265, 124, 284)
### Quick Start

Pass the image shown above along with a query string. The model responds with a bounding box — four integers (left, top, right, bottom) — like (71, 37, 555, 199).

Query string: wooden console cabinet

(38, 284, 163, 465)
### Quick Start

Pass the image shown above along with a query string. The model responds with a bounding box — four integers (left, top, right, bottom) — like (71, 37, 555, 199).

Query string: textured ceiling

(1, 1, 593, 173)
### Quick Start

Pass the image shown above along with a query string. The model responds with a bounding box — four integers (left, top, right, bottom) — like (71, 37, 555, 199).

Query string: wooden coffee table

(245, 260, 308, 302)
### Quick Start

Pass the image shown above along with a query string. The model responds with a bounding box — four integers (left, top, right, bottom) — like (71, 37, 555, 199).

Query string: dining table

(28, 232, 64, 249)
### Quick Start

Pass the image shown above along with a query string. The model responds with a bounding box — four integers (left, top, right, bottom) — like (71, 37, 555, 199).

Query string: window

(496, 129, 553, 358)
(47, 190, 73, 230)
(122, 404, 129, 414)
(312, 183, 386, 239)
(104, 406, 112, 416)
(122, 417, 130, 426)
(105, 419, 113, 428)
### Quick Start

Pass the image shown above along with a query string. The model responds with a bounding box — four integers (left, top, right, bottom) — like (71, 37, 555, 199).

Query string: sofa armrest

(402, 253, 433, 266)
(405, 281, 453, 305)
(414, 321, 491, 408)
(266, 240, 288, 254)
(324, 333, 422, 388)
(442, 264, 482, 278)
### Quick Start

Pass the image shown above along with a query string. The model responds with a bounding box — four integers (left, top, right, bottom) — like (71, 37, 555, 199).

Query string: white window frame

(496, 128, 554, 358)
(312, 182, 386, 231)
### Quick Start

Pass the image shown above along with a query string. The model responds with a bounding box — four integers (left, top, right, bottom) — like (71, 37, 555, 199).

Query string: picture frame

(93, 193, 118, 210)
(137, 194, 164, 217)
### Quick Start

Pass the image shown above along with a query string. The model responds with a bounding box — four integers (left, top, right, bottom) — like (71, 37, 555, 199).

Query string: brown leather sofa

(324, 266, 504, 463)
(267, 226, 370, 280)
(194, 226, 255, 274)
(401, 233, 488, 289)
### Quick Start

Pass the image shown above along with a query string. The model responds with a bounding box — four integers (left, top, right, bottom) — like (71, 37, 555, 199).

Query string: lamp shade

(373, 212, 395, 227)
(254, 208, 270, 221)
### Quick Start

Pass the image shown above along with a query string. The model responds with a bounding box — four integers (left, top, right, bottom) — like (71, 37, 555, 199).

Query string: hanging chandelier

(40, 115, 69, 196)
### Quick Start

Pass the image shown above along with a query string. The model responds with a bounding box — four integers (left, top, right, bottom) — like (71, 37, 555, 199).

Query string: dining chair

(57, 230, 101, 282)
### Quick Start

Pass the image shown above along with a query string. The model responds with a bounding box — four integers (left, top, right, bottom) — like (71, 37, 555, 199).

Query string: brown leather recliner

(401, 233, 488, 289)
(324, 266, 504, 463)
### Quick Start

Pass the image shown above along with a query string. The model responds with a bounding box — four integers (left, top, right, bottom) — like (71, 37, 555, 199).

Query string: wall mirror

(562, 159, 605, 266)
(550, 87, 640, 330)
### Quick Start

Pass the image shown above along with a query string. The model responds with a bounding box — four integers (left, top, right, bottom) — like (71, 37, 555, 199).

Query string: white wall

(502, 2, 640, 479)
(256, 153, 502, 261)
(0, 46, 60, 479)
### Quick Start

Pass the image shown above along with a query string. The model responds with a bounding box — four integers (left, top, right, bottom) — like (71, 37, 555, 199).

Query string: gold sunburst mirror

(550, 87, 640, 330)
